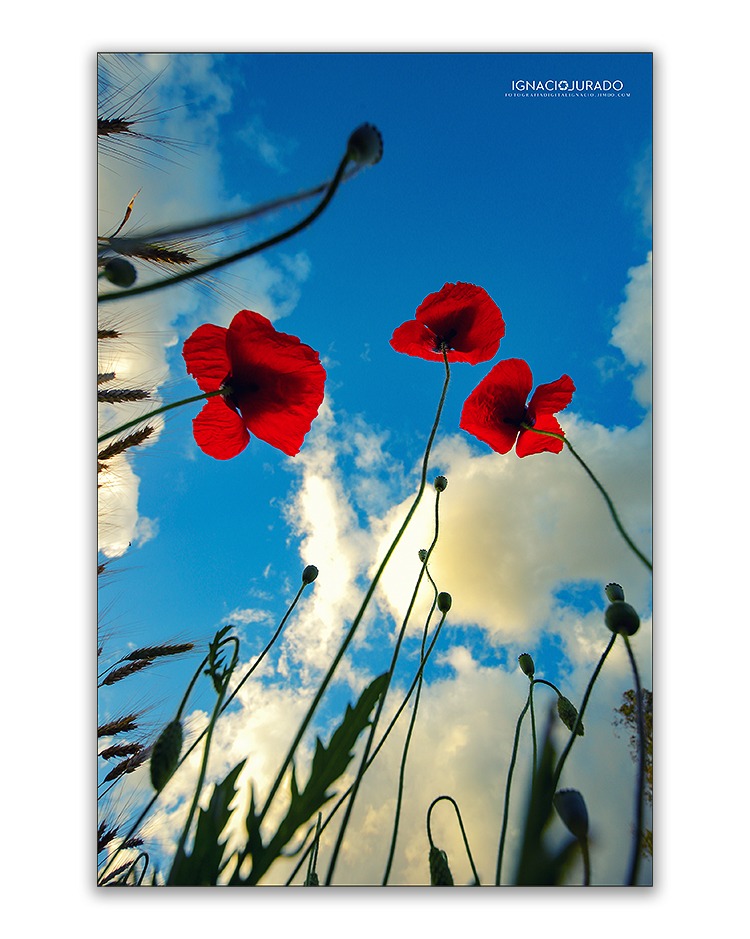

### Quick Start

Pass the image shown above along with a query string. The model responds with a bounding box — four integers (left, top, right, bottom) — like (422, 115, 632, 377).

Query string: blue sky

(97, 51, 652, 887)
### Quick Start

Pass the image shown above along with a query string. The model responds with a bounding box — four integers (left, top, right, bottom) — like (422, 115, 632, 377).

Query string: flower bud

(150, 719, 183, 792)
(437, 591, 452, 613)
(604, 601, 640, 636)
(418, 549, 428, 563)
(434, 475, 448, 492)
(553, 789, 589, 840)
(557, 696, 584, 736)
(103, 257, 137, 288)
(428, 845, 454, 886)
(605, 582, 625, 603)
(518, 653, 535, 679)
(302, 565, 319, 585)
(347, 123, 383, 165)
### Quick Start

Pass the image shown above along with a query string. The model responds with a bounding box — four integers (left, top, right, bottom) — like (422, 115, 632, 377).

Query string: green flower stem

(98, 151, 352, 304)
(426, 795, 481, 886)
(253, 351, 452, 862)
(170, 638, 240, 873)
(521, 425, 652, 573)
(97, 389, 226, 445)
(581, 837, 591, 886)
(284, 602, 448, 885)
(529, 679, 537, 779)
(552, 632, 617, 791)
(622, 635, 645, 886)
(495, 689, 532, 885)
(380, 494, 442, 885)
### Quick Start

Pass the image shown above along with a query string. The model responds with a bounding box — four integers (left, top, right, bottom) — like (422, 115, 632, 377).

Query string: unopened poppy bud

(604, 601, 640, 636)
(437, 592, 452, 613)
(557, 696, 584, 736)
(150, 719, 183, 792)
(434, 475, 448, 492)
(418, 549, 428, 562)
(347, 123, 383, 165)
(302, 565, 319, 585)
(605, 582, 625, 602)
(553, 789, 589, 840)
(428, 845, 454, 886)
(103, 257, 137, 288)
(518, 653, 535, 678)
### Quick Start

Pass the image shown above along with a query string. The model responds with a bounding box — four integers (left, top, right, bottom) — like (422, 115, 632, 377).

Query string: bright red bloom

(390, 282, 505, 364)
(182, 309, 326, 460)
(460, 358, 575, 457)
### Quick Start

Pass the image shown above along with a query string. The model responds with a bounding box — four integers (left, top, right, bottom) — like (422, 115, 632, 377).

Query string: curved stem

(98, 389, 224, 445)
(426, 795, 481, 885)
(98, 152, 352, 303)
(284, 604, 448, 885)
(552, 633, 617, 791)
(495, 689, 531, 885)
(381, 496, 442, 885)
(623, 635, 645, 886)
(255, 351, 452, 856)
(522, 425, 652, 573)
(581, 837, 591, 886)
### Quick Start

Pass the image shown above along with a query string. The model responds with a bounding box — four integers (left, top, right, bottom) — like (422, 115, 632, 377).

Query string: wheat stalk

(99, 742, 144, 761)
(99, 660, 153, 687)
(97, 425, 154, 464)
(97, 714, 139, 738)
(97, 388, 151, 404)
(123, 642, 194, 661)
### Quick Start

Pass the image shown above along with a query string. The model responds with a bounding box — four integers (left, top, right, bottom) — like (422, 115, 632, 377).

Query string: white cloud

(610, 252, 653, 408)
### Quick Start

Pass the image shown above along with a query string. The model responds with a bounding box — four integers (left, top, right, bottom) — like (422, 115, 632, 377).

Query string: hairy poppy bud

(518, 653, 535, 678)
(605, 582, 625, 603)
(557, 696, 584, 736)
(434, 475, 448, 492)
(103, 257, 137, 288)
(418, 549, 428, 562)
(347, 123, 383, 165)
(604, 601, 640, 636)
(429, 846, 454, 886)
(150, 719, 183, 792)
(302, 565, 319, 585)
(437, 591, 452, 613)
(553, 789, 589, 840)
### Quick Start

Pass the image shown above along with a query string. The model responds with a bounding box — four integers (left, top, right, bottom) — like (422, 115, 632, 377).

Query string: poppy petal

(516, 414, 565, 457)
(416, 282, 505, 364)
(459, 358, 533, 454)
(182, 324, 230, 392)
(528, 375, 576, 416)
(226, 310, 326, 457)
(389, 319, 440, 360)
(391, 282, 505, 364)
(192, 396, 249, 460)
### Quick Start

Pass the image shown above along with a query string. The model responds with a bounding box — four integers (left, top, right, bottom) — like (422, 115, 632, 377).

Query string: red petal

(182, 324, 230, 392)
(516, 414, 565, 457)
(226, 310, 326, 457)
(416, 282, 505, 364)
(389, 319, 439, 359)
(528, 374, 576, 416)
(192, 396, 249, 460)
(459, 359, 533, 454)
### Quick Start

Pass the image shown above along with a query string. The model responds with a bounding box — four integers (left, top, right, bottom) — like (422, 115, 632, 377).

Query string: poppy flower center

(220, 374, 260, 408)
(433, 327, 458, 353)
(503, 405, 534, 428)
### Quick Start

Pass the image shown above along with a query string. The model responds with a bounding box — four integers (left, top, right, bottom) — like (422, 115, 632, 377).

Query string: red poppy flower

(460, 358, 575, 457)
(390, 282, 505, 364)
(182, 309, 326, 460)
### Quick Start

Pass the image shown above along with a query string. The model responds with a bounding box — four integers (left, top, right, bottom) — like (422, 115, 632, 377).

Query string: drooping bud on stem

(557, 696, 584, 736)
(428, 845, 454, 886)
(102, 257, 137, 288)
(302, 565, 319, 585)
(150, 719, 183, 793)
(347, 123, 383, 165)
(437, 592, 452, 613)
(553, 788, 589, 840)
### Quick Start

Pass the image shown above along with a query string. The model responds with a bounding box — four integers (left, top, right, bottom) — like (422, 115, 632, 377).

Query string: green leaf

(236, 672, 388, 884)
(167, 760, 246, 886)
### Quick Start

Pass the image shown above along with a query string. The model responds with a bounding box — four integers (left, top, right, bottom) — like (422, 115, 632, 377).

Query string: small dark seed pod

(103, 257, 137, 288)
(302, 565, 319, 585)
(433, 475, 448, 492)
(604, 601, 641, 636)
(347, 123, 383, 165)
(150, 719, 183, 793)
(518, 653, 535, 679)
(429, 845, 454, 886)
(605, 582, 626, 603)
(437, 592, 452, 613)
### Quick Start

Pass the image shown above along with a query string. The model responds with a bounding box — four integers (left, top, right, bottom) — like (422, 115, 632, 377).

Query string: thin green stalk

(284, 603, 447, 885)
(581, 838, 591, 886)
(380, 496, 442, 884)
(170, 638, 240, 871)
(552, 632, 617, 791)
(522, 425, 652, 573)
(98, 389, 225, 445)
(623, 635, 645, 886)
(496, 690, 531, 885)
(426, 795, 481, 885)
(530, 680, 538, 779)
(98, 152, 351, 303)
(253, 351, 452, 858)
